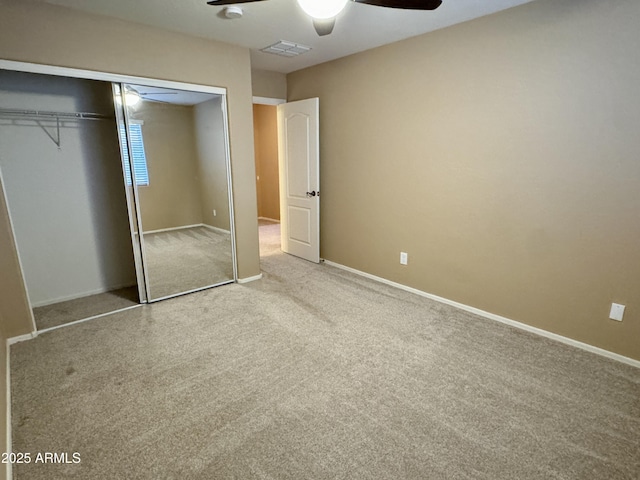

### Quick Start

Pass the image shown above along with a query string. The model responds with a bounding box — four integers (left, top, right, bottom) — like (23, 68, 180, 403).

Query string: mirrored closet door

(0, 70, 140, 330)
(115, 83, 236, 302)
(0, 67, 237, 332)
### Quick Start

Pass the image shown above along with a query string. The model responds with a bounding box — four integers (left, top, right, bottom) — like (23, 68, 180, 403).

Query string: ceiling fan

(123, 87, 179, 105)
(206, 0, 443, 36)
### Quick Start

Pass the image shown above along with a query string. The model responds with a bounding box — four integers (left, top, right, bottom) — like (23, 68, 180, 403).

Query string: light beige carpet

(32, 225, 232, 330)
(32, 286, 139, 331)
(10, 223, 640, 479)
(143, 226, 234, 300)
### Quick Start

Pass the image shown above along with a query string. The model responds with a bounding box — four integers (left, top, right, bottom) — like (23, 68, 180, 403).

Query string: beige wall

(194, 97, 232, 232)
(0, 179, 33, 338)
(133, 102, 204, 232)
(251, 69, 287, 99)
(253, 104, 280, 221)
(0, 176, 30, 480)
(287, 0, 640, 361)
(0, 1, 261, 329)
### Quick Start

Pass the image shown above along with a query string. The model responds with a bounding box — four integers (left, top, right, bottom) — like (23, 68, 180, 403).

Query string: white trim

(0, 60, 227, 96)
(5, 340, 12, 480)
(253, 96, 286, 106)
(7, 332, 37, 346)
(258, 217, 280, 223)
(219, 94, 239, 283)
(142, 224, 204, 235)
(29, 283, 137, 308)
(147, 280, 234, 303)
(237, 273, 263, 284)
(36, 304, 143, 334)
(201, 224, 231, 235)
(324, 260, 640, 369)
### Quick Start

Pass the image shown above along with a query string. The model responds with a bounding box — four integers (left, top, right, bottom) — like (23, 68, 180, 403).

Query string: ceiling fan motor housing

(224, 6, 243, 18)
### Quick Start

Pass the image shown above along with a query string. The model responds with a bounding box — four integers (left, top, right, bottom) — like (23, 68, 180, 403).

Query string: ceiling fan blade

(206, 0, 267, 5)
(352, 0, 442, 10)
(142, 97, 171, 103)
(313, 18, 336, 36)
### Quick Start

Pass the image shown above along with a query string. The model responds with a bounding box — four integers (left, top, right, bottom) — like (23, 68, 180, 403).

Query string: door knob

(306, 191, 317, 197)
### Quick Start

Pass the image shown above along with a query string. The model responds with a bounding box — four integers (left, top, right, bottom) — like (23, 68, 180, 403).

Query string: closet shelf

(0, 107, 115, 148)
(0, 107, 114, 121)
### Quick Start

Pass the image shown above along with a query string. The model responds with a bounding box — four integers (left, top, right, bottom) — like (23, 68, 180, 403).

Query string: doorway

(253, 101, 282, 257)
(252, 97, 321, 263)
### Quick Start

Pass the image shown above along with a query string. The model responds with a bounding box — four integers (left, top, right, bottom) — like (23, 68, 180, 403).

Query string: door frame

(252, 96, 322, 263)
(0, 60, 228, 98)
(252, 96, 286, 240)
(0, 59, 239, 309)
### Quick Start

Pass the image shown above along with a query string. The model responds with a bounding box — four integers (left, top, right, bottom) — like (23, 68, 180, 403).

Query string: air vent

(261, 40, 312, 57)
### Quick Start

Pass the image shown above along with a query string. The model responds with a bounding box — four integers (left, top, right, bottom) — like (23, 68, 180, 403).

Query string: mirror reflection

(120, 83, 235, 301)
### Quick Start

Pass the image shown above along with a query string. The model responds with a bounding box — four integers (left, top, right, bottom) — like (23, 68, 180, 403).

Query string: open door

(277, 98, 320, 263)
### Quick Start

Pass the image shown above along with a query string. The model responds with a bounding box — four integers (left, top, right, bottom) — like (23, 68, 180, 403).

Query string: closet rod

(0, 108, 114, 121)
(0, 108, 115, 148)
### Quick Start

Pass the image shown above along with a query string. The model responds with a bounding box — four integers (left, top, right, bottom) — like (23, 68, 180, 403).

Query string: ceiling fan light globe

(296, 0, 348, 19)
(124, 91, 141, 106)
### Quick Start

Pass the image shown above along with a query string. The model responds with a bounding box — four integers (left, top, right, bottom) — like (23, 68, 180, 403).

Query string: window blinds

(119, 122, 149, 186)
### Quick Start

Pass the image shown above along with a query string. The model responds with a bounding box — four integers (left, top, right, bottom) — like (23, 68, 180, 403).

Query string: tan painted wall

(194, 98, 232, 232)
(0, 174, 30, 480)
(0, 1, 260, 317)
(287, 0, 640, 360)
(0, 178, 33, 338)
(253, 104, 280, 221)
(251, 69, 287, 99)
(132, 102, 204, 232)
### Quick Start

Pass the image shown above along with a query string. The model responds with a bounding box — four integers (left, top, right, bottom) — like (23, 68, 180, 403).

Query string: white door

(277, 98, 320, 263)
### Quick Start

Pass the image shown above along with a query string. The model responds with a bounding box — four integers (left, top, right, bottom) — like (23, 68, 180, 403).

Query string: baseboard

(201, 224, 231, 235)
(258, 217, 280, 223)
(7, 332, 37, 346)
(30, 282, 137, 308)
(37, 304, 143, 335)
(237, 273, 263, 284)
(324, 260, 640, 369)
(5, 340, 12, 480)
(142, 224, 203, 235)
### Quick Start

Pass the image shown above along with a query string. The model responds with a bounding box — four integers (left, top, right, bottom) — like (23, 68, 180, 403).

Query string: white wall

(0, 70, 136, 306)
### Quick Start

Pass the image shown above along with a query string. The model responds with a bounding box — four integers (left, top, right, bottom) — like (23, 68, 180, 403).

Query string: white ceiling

(40, 0, 536, 74)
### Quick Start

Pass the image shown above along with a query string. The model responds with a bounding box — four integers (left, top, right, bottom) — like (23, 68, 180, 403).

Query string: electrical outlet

(213, 209, 217, 217)
(609, 303, 625, 322)
(400, 252, 408, 265)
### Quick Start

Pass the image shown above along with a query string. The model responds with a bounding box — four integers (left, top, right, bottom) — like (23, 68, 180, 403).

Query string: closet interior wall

(0, 70, 136, 317)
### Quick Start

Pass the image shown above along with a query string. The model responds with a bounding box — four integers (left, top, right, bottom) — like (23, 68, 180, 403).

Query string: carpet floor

(32, 226, 233, 330)
(10, 224, 640, 479)
(143, 226, 234, 300)
(33, 286, 139, 331)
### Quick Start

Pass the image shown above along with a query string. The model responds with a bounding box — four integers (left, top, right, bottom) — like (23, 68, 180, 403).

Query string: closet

(0, 68, 237, 331)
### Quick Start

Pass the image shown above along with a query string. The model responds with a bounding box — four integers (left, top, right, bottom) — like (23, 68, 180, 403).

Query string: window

(119, 121, 149, 186)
